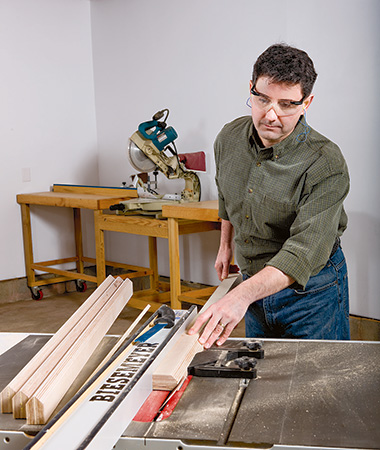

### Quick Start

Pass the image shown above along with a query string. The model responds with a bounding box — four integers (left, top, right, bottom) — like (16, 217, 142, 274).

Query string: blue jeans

(244, 246, 350, 340)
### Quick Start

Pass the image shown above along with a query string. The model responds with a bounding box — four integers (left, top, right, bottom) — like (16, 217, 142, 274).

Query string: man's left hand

(187, 289, 250, 348)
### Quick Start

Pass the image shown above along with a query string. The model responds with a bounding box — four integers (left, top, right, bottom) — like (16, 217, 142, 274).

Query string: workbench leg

(149, 236, 159, 291)
(168, 217, 181, 309)
(73, 208, 84, 275)
(20, 203, 36, 287)
(94, 210, 106, 286)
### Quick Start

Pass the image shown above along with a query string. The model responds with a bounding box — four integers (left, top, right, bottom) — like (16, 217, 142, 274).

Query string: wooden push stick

(12, 277, 123, 419)
(25, 278, 133, 425)
(152, 274, 241, 390)
(0, 275, 117, 414)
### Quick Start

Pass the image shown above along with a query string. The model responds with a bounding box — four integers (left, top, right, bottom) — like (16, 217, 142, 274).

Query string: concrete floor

(0, 286, 378, 341)
(0, 288, 246, 338)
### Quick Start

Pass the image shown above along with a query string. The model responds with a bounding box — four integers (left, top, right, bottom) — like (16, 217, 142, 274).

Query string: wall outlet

(22, 167, 31, 182)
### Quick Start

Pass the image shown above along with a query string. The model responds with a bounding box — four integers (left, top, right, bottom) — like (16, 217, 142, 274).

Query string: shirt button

(248, 188, 253, 193)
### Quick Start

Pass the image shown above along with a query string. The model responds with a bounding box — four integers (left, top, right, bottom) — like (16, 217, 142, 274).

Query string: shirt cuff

(218, 197, 229, 220)
(265, 249, 312, 290)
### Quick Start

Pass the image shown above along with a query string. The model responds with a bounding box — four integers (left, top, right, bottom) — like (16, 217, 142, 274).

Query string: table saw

(1, 321, 379, 450)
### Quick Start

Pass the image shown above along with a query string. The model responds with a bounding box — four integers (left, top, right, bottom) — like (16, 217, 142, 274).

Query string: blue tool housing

(138, 120, 178, 151)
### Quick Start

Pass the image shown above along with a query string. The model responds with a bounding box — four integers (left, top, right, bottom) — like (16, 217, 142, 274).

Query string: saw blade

(128, 140, 156, 172)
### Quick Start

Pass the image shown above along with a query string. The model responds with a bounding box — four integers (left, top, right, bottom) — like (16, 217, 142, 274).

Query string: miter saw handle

(138, 120, 178, 152)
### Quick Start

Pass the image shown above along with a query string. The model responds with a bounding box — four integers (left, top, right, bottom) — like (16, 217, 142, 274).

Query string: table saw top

(1, 333, 379, 450)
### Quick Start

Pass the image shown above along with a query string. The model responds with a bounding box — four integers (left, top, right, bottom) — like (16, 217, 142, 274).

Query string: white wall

(0, 0, 98, 282)
(90, 0, 380, 320)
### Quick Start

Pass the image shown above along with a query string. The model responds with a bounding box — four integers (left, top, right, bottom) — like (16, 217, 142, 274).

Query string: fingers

(187, 309, 212, 336)
(221, 264, 229, 281)
(215, 261, 229, 281)
(188, 311, 235, 349)
(200, 319, 235, 349)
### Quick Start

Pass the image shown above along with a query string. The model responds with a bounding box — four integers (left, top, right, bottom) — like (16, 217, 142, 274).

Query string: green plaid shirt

(215, 116, 349, 288)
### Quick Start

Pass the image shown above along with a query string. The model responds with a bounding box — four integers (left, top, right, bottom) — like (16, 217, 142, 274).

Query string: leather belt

(330, 237, 341, 257)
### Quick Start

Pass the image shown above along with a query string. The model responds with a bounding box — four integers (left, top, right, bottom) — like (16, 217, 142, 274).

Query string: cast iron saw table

(0, 332, 379, 450)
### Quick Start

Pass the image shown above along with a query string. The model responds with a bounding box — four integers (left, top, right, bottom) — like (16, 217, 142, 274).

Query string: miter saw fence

(126, 109, 203, 206)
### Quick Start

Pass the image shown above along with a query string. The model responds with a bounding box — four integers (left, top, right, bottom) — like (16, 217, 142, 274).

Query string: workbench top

(16, 191, 134, 210)
(162, 200, 220, 222)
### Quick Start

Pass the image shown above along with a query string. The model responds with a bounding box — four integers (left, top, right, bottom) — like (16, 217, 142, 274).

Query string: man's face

(250, 76, 313, 147)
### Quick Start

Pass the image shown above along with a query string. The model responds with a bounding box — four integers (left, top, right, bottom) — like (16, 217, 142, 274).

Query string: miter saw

(111, 109, 205, 216)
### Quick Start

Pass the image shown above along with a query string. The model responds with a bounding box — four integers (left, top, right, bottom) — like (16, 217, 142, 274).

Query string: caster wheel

(30, 288, 43, 301)
(76, 281, 87, 292)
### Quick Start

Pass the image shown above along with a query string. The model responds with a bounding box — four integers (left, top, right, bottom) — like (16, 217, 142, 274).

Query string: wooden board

(152, 333, 203, 390)
(152, 275, 241, 390)
(26, 279, 133, 425)
(0, 275, 116, 414)
(53, 184, 138, 198)
(162, 200, 220, 222)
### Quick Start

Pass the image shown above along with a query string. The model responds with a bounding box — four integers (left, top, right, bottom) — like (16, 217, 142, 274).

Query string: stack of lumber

(0, 275, 132, 425)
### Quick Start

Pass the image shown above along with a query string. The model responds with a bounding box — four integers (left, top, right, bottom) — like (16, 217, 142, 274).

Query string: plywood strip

(0, 275, 116, 414)
(86, 304, 151, 382)
(152, 333, 203, 390)
(12, 277, 123, 419)
(52, 184, 138, 198)
(26, 279, 133, 425)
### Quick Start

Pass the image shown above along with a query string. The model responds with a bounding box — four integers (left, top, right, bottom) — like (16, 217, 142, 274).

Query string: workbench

(16, 185, 138, 299)
(17, 188, 221, 310)
(1, 331, 379, 450)
(94, 200, 220, 310)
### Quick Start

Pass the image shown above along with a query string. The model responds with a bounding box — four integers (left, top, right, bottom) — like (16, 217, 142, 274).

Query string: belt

(330, 237, 341, 257)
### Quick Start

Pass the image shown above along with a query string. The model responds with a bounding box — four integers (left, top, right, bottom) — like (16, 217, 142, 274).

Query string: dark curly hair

(252, 43, 318, 98)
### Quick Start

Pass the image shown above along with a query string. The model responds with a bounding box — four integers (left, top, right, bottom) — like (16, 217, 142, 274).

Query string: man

(188, 43, 350, 347)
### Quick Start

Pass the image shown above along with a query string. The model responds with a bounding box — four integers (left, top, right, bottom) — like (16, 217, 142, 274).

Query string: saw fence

(0, 276, 133, 425)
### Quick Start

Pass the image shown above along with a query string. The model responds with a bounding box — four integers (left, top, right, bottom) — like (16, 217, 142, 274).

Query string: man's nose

(265, 107, 279, 121)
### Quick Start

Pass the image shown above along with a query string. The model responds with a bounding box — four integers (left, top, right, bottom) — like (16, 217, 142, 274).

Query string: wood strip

(152, 334, 203, 390)
(30, 264, 96, 283)
(152, 275, 241, 390)
(52, 184, 138, 198)
(86, 304, 151, 382)
(12, 277, 123, 418)
(178, 286, 217, 299)
(26, 279, 133, 424)
(0, 275, 116, 414)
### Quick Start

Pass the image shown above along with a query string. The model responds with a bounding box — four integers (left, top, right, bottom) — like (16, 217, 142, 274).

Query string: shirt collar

(250, 118, 306, 159)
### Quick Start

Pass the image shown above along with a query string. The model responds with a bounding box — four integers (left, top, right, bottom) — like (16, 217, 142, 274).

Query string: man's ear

(302, 95, 314, 114)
